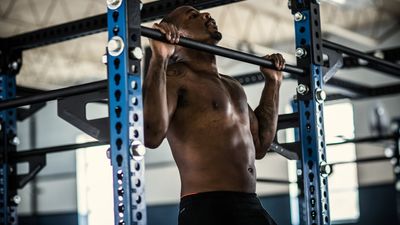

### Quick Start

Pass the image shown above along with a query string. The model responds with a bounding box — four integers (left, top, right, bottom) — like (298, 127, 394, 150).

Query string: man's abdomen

(169, 122, 257, 196)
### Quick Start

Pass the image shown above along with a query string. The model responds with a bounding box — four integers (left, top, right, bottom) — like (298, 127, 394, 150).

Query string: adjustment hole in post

(133, 113, 139, 122)
(308, 148, 313, 157)
(113, 11, 119, 22)
(309, 172, 314, 182)
(116, 155, 123, 167)
(116, 138, 123, 150)
(115, 122, 122, 134)
(114, 58, 120, 69)
(114, 90, 121, 101)
(308, 160, 313, 169)
(114, 74, 121, 85)
(115, 106, 122, 118)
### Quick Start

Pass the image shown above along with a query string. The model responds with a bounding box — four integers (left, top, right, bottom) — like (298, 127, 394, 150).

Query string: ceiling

(0, 0, 399, 89)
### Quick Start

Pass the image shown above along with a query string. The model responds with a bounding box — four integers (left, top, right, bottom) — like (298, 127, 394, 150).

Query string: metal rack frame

(0, 0, 399, 224)
(106, 1, 146, 224)
(290, 2, 330, 224)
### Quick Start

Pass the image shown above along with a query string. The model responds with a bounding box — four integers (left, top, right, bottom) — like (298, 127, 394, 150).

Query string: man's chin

(211, 31, 222, 41)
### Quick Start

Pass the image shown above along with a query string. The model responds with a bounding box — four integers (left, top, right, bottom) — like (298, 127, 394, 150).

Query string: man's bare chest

(176, 75, 248, 117)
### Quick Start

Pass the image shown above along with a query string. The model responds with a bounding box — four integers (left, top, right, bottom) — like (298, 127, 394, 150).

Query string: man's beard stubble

(211, 31, 222, 41)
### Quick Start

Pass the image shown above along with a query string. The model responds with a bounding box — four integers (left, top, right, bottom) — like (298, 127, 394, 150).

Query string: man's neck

(175, 47, 219, 76)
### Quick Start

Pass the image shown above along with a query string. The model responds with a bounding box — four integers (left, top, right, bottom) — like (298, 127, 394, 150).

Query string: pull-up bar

(141, 27, 305, 75)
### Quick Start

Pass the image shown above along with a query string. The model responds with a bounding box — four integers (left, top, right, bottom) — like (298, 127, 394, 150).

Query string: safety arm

(253, 79, 281, 159)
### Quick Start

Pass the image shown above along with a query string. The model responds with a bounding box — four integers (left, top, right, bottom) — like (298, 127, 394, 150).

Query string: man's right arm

(143, 56, 170, 148)
(143, 22, 180, 148)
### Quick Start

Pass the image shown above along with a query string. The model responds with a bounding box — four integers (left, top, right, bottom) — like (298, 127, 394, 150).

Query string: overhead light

(328, 0, 347, 4)
(323, 0, 375, 8)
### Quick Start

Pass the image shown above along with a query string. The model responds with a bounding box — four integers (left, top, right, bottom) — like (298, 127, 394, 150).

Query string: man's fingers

(272, 54, 280, 70)
(277, 54, 285, 70)
(271, 53, 285, 71)
(172, 25, 180, 43)
(154, 22, 182, 44)
(153, 23, 167, 35)
(162, 24, 172, 42)
(155, 24, 171, 41)
(155, 23, 174, 42)
(169, 26, 175, 42)
(262, 54, 286, 71)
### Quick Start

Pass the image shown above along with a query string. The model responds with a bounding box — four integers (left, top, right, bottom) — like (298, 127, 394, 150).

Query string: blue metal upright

(291, 1, 331, 224)
(0, 50, 19, 225)
(393, 120, 400, 224)
(106, 0, 146, 224)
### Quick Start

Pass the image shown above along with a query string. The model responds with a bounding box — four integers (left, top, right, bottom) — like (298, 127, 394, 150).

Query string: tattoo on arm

(253, 82, 280, 158)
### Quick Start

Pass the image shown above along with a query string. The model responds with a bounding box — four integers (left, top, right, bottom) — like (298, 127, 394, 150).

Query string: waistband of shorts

(180, 191, 258, 206)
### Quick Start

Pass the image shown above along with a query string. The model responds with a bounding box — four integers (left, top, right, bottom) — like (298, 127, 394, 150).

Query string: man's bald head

(161, 6, 193, 28)
(160, 5, 222, 43)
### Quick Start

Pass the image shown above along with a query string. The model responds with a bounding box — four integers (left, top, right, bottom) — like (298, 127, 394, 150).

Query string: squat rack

(0, 0, 400, 225)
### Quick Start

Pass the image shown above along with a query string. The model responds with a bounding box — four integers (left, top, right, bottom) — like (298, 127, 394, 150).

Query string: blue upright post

(0, 50, 20, 225)
(291, 1, 331, 224)
(106, 0, 146, 224)
(393, 120, 400, 224)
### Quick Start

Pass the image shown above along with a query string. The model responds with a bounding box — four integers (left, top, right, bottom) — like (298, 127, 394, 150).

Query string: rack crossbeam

(5, 0, 242, 51)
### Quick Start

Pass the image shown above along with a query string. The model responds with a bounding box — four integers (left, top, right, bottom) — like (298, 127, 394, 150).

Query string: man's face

(168, 6, 222, 44)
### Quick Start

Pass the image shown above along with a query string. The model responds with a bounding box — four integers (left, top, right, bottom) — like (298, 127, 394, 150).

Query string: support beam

(323, 40, 400, 77)
(340, 46, 400, 76)
(0, 81, 106, 110)
(329, 156, 389, 166)
(5, 71, 399, 113)
(16, 86, 46, 96)
(12, 142, 101, 162)
(326, 82, 400, 101)
(327, 134, 398, 146)
(5, 0, 243, 51)
(326, 77, 370, 96)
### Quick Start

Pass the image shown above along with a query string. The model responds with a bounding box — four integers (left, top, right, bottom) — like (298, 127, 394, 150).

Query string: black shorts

(178, 191, 277, 225)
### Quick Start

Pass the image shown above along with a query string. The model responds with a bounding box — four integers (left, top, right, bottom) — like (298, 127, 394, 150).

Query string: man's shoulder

(220, 74, 241, 86)
(220, 74, 234, 80)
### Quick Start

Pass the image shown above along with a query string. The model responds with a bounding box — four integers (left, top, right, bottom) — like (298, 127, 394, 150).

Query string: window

(76, 135, 113, 225)
(324, 101, 359, 223)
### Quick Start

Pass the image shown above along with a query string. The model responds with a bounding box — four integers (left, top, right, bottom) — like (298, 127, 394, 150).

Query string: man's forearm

(143, 56, 169, 148)
(254, 79, 281, 158)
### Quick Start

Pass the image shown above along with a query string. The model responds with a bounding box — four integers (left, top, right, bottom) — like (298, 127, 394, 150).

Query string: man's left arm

(250, 53, 285, 159)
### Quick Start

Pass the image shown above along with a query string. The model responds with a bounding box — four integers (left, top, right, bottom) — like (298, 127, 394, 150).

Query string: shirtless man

(143, 5, 284, 225)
